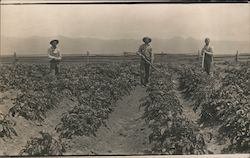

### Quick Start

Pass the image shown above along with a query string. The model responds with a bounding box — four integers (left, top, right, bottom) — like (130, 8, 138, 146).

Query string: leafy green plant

(141, 66, 208, 154)
(179, 63, 250, 153)
(56, 62, 139, 138)
(0, 113, 17, 139)
(20, 131, 65, 156)
(1, 62, 140, 140)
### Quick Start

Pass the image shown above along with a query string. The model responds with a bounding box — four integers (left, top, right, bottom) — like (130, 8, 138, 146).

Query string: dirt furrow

(65, 86, 152, 155)
(0, 90, 75, 155)
(172, 77, 228, 154)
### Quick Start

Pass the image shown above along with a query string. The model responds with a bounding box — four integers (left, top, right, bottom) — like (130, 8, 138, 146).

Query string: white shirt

(48, 47, 62, 61)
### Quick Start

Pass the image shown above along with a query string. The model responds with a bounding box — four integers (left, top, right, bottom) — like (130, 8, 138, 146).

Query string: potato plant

(178, 66, 217, 112)
(223, 62, 250, 96)
(20, 131, 65, 156)
(0, 62, 140, 140)
(140, 66, 208, 154)
(56, 62, 140, 138)
(179, 63, 250, 153)
(219, 65, 250, 153)
(0, 64, 61, 121)
(0, 113, 17, 139)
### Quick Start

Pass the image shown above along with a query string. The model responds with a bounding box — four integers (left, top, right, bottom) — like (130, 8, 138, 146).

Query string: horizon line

(1, 35, 249, 42)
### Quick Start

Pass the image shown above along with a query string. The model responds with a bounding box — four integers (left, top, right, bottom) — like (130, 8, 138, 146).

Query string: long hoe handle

(136, 52, 160, 72)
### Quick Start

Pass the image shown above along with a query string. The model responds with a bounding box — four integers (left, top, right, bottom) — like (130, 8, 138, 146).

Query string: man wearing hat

(48, 39, 62, 75)
(138, 37, 153, 86)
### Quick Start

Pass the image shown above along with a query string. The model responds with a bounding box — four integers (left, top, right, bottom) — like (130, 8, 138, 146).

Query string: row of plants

(219, 62, 250, 153)
(56, 62, 140, 139)
(0, 63, 139, 137)
(0, 62, 140, 155)
(140, 64, 208, 155)
(178, 64, 218, 113)
(178, 62, 250, 153)
(0, 63, 139, 123)
(223, 62, 250, 96)
(0, 64, 62, 121)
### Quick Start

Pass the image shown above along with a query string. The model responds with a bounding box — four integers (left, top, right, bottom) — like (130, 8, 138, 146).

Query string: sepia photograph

(0, 2, 250, 157)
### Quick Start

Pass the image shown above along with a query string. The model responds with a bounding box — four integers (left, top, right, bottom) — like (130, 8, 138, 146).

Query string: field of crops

(178, 61, 250, 153)
(0, 60, 249, 156)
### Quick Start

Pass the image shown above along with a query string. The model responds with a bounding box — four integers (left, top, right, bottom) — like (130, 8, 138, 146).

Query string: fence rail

(0, 52, 249, 64)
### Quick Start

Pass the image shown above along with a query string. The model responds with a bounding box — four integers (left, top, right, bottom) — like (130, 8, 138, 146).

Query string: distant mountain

(1, 36, 249, 55)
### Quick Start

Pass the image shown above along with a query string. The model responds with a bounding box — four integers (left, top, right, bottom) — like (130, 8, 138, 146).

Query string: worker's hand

(55, 57, 62, 61)
(144, 56, 149, 60)
(206, 52, 213, 55)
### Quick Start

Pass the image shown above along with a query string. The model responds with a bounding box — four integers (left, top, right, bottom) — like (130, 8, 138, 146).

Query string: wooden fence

(0, 51, 249, 64)
(124, 51, 250, 63)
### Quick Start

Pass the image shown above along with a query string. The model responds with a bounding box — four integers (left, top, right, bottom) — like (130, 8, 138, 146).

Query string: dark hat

(50, 39, 59, 45)
(143, 37, 152, 43)
(205, 38, 210, 42)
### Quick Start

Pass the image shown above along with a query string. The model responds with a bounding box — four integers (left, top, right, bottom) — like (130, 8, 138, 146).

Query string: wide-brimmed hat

(143, 37, 152, 43)
(50, 39, 59, 45)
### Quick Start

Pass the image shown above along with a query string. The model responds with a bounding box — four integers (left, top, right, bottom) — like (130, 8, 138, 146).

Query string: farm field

(0, 59, 249, 156)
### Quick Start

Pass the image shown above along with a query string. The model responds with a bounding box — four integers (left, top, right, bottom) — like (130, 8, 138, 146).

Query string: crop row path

(64, 86, 152, 155)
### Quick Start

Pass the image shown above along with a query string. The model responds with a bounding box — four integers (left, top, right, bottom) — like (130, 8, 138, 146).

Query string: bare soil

(0, 86, 151, 155)
(0, 90, 76, 155)
(64, 86, 152, 155)
(0, 69, 231, 155)
(172, 77, 230, 154)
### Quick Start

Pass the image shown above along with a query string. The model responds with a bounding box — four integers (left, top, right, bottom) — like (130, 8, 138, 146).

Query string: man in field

(201, 38, 214, 77)
(138, 37, 153, 86)
(48, 39, 62, 75)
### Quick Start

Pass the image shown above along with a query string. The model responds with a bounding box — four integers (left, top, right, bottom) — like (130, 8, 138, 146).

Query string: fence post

(235, 50, 239, 62)
(161, 52, 164, 64)
(87, 51, 90, 64)
(123, 52, 126, 62)
(198, 50, 200, 61)
(13, 52, 17, 64)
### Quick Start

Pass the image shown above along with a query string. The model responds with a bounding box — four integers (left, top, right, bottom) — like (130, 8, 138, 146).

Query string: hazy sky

(1, 4, 249, 41)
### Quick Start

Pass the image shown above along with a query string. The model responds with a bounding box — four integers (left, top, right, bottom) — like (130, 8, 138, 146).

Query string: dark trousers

(140, 59, 151, 85)
(50, 59, 60, 75)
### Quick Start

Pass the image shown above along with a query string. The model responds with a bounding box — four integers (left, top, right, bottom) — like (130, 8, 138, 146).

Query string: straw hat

(50, 39, 59, 45)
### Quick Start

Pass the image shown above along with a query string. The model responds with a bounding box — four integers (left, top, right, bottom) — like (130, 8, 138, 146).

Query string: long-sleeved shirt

(48, 47, 62, 61)
(138, 44, 153, 62)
